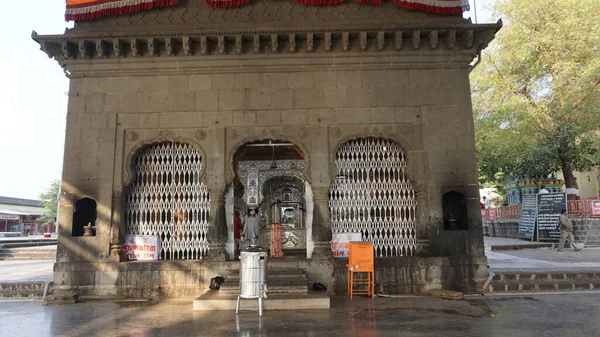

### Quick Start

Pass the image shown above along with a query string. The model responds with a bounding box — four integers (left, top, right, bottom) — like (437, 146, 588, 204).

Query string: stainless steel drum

(236, 241, 268, 316)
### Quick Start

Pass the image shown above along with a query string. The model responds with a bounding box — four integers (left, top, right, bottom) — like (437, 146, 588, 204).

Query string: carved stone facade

(35, 1, 500, 298)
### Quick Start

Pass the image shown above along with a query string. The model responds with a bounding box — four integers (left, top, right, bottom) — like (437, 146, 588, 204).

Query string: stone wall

(34, 1, 501, 298)
(483, 218, 600, 246)
(333, 255, 488, 295)
(483, 220, 519, 239)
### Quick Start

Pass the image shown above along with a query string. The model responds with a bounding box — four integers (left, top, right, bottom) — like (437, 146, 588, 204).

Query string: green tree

(37, 180, 60, 229)
(471, 0, 600, 189)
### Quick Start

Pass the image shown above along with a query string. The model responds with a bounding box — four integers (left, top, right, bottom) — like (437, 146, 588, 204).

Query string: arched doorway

(225, 139, 313, 259)
(329, 137, 417, 257)
(124, 142, 210, 260)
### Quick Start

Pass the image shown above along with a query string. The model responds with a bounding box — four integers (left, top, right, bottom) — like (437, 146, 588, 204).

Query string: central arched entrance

(225, 139, 313, 260)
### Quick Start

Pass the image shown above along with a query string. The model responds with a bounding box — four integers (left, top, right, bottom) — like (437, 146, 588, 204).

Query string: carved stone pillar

(109, 190, 124, 262)
(206, 189, 227, 261)
(311, 187, 333, 260)
(414, 182, 431, 256)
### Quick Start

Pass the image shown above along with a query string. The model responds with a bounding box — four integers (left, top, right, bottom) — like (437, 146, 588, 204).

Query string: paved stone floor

(487, 247, 600, 273)
(1, 294, 599, 337)
(0, 260, 54, 282)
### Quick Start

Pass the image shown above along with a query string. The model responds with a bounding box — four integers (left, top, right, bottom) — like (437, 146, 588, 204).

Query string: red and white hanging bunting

(65, 0, 179, 21)
(393, 0, 469, 14)
(204, 0, 250, 8)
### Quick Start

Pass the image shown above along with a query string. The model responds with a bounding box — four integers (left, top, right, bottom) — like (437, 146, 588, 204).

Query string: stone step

(490, 281, 600, 293)
(227, 269, 306, 279)
(193, 290, 330, 311)
(0, 282, 46, 298)
(0, 290, 45, 298)
(221, 267, 309, 294)
(0, 282, 46, 291)
(0, 251, 56, 261)
(493, 272, 600, 283)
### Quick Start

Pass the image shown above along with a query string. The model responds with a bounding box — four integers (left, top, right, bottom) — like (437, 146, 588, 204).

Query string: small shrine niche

(442, 191, 468, 230)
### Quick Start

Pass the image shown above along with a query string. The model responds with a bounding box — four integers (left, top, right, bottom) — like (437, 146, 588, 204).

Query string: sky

(0, 0, 496, 201)
(0, 1, 72, 200)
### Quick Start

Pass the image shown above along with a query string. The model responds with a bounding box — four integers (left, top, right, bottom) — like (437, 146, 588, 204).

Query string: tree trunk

(560, 161, 579, 189)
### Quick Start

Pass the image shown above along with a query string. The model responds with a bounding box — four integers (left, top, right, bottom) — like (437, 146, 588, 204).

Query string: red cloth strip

(356, 0, 383, 4)
(65, 0, 178, 21)
(393, 0, 469, 15)
(293, 0, 345, 5)
(204, 0, 250, 8)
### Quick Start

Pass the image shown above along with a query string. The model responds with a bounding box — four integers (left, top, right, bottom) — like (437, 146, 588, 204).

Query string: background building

(0, 196, 49, 235)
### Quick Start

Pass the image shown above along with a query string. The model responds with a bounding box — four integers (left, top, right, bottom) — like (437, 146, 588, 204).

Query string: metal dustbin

(236, 241, 268, 316)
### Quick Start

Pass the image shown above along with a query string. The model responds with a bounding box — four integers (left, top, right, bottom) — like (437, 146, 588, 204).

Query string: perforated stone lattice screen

(329, 138, 417, 257)
(125, 142, 210, 260)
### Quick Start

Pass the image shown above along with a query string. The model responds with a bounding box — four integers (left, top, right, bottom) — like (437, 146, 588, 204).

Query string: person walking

(556, 208, 582, 251)
(538, 185, 550, 194)
(483, 196, 491, 210)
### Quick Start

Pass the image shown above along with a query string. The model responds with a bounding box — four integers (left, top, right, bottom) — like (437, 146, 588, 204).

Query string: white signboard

(330, 232, 362, 258)
(123, 235, 160, 261)
(0, 214, 19, 220)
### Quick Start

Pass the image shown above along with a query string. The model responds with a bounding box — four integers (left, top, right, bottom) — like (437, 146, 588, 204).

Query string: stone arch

(123, 141, 210, 260)
(329, 131, 418, 189)
(329, 137, 418, 257)
(124, 135, 208, 188)
(226, 134, 312, 185)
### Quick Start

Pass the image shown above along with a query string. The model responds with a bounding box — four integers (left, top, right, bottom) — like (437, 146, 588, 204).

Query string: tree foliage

(472, 0, 600, 188)
(37, 180, 60, 228)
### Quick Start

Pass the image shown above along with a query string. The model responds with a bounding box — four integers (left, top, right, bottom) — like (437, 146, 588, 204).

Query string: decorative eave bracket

(32, 21, 502, 63)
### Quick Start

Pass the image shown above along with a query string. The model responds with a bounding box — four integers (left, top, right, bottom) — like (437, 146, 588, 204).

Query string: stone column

(414, 181, 431, 256)
(56, 190, 75, 263)
(311, 187, 333, 260)
(109, 190, 124, 261)
(206, 188, 227, 261)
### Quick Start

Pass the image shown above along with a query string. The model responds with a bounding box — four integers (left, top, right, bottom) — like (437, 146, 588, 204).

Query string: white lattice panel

(329, 138, 417, 257)
(126, 142, 209, 260)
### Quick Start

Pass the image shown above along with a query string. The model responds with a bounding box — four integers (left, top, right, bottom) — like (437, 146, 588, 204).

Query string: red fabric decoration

(356, 0, 383, 4)
(65, 0, 179, 21)
(393, 0, 469, 15)
(204, 0, 250, 8)
(293, 0, 345, 5)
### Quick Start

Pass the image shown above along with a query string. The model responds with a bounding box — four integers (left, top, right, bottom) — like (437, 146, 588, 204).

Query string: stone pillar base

(311, 241, 333, 260)
(206, 245, 227, 261)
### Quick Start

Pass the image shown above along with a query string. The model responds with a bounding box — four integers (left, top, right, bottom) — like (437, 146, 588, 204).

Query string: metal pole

(55, 181, 62, 234)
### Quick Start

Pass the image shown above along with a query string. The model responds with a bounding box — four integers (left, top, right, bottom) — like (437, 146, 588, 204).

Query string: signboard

(123, 235, 160, 261)
(592, 200, 600, 216)
(536, 193, 567, 241)
(518, 194, 537, 241)
(330, 232, 362, 258)
(488, 208, 496, 221)
(0, 214, 19, 220)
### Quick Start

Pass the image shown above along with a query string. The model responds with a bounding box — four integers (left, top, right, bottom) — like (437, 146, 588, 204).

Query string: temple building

(33, 0, 500, 299)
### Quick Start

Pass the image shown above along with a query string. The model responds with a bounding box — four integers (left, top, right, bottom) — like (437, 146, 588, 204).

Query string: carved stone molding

(126, 131, 138, 142)
(227, 129, 239, 140)
(32, 22, 502, 62)
(159, 129, 175, 140)
(330, 127, 341, 138)
(195, 129, 207, 141)
(297, 128, 308, 139)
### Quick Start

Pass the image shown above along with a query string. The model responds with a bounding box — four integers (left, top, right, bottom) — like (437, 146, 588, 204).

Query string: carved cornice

(32, 21, 501, 62)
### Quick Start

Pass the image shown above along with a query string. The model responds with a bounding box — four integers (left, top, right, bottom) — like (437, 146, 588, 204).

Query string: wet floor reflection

(5, 294, 599, 337)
